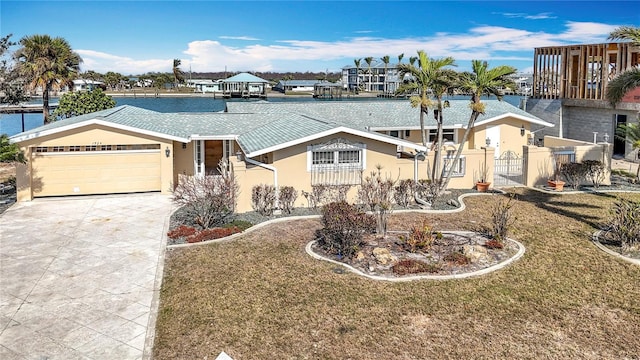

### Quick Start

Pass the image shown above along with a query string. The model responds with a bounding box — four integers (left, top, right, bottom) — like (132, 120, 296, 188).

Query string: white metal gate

(494, 151, 523, 187)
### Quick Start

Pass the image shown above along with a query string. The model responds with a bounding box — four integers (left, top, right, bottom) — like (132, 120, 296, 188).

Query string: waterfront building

(527, 42, 640, 160)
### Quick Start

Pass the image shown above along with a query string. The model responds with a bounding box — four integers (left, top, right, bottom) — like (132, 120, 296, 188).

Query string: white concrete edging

(305, 234, 526, 282)
(592, 230, 640, 266)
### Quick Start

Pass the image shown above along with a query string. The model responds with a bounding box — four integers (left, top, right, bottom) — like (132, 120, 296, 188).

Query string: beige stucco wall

(15, 124, 174, 201)
(472, 118, 532, 156)
(230, 133, 496, 212)
(523, 140, 612, 187)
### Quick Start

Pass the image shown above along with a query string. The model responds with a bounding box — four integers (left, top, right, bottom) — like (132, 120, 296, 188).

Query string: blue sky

(1, 1, 638, 75)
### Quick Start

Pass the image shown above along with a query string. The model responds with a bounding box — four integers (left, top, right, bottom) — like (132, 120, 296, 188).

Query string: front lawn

(154, 189, 640, 359)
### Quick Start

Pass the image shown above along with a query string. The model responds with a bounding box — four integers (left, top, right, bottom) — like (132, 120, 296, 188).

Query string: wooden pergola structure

(533, 42, 639, 100)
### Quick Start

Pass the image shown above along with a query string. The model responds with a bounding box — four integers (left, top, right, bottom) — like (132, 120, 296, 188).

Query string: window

(68, 146, 81, 152)
(85, 145, 97, 151)
(308, 138, 365, 171)
(100, 145, 112, 151)
(429, 129, 455, 143)
(442, 156, 466, 177)
(34, 146, 48, 153)
(116, 145, 128, 151)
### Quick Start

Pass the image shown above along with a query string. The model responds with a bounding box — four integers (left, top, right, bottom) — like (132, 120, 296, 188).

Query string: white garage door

(32, 148, 161, 197)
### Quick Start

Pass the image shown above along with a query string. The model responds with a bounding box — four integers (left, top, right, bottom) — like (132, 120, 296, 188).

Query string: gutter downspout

(245, 156, 280, 210)
(413, 151, 430, 208)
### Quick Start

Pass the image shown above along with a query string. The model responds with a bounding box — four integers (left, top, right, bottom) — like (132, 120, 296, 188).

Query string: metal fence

(494, 151, 524, 187)
(310, 166, 362, 186)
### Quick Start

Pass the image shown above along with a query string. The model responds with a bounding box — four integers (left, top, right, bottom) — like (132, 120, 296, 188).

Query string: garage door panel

(32, 152, 161, 197)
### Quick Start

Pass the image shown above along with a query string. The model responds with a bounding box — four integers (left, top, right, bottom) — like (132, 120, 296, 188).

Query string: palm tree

(395, 51, 456, 183)
(606, 26, 640, 107)
(409, 56, 418, 67)
(172, 59, 184, 90)
(381, 55, 390, 94)
(14, 35, 82, 124)
(615, 123, 640, 179)
(397, 53, 404, 64)
(353, 58, 362, 93)
(440, 60, 516, 192)
(364, 57, 374, 92)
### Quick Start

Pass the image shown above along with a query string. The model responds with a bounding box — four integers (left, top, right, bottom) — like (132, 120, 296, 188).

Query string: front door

(613, 114, 627, 156)
(486, 125, 501, 158)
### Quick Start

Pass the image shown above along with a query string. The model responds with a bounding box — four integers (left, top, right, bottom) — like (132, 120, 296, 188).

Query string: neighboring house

(341, 60, 401, 94)
(527, 42, 640, 160)
(273, 79, 320, 93)
(72, 79, 105, 92)
(186, 79, 223, 93)
(222, 72, 269, 98)
(9, 100, 552, 212)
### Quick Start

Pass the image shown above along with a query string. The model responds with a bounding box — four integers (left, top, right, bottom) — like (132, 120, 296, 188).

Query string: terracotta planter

(547, 179, 565, 191)
(476, 181, 491, 192)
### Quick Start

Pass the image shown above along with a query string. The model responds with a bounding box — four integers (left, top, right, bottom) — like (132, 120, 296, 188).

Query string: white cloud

(219, 36, 260, 41)
(76, 21, 619, 74)
(496, 12, 557, 20)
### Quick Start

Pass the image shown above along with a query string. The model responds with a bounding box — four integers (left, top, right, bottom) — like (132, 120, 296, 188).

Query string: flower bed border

(305, 232, 525, 282)
(591, 230, 640, 266)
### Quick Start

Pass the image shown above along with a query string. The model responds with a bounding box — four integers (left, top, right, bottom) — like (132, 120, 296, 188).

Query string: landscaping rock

(372, 247, 397, 265)
(462, 245, 488, 263)
(447, 199, 460, 208)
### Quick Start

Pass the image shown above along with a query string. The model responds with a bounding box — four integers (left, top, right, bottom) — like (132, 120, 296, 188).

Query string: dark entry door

(613, 114, 627, 156)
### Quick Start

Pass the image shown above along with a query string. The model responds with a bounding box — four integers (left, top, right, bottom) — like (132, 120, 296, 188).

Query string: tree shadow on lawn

(513, 188, 613, 231)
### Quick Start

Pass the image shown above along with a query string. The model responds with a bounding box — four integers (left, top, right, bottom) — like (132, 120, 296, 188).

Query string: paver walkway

(0, 194, 173, 359)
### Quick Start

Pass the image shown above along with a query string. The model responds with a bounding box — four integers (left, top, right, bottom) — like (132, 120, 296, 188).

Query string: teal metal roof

(223, 72, 269, 83)
(225, 100, 551, 129)
(12, 99, 542, 156)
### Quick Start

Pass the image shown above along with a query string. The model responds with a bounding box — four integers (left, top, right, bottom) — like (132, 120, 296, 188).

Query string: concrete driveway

(0, 193, 174, 359)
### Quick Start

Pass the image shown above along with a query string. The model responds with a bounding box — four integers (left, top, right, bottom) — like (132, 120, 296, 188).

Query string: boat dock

(0, 103, 58, 114)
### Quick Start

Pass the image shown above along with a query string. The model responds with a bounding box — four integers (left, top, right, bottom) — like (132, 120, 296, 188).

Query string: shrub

(392, 259, 441, 275)
(394, 179, 415, 207)
(399, 220, 439, 252)
(415, 179, 440, 203)
(316, 201, 375, 259)
(186, 226, 242, 243)
(327, 185, 351, 203)
(560, 162, 587, 189)
(443, 251, 470, 265)
(278, 186, 298, 214)
(607, 197, 640, 252)
(222, 219, 253, 231)
(167, 225, 197, 239)
(172, 162, 238, 229)
(583, 160, 606, 188)
(251, 184, 276, 216)
(484, 239, 504, 249)
(357, 166, 396, 236)
(489, 193, 517, 242)
(302, 184, 329, 209)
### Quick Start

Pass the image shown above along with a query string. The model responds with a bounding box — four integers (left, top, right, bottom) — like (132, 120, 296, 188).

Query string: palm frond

(608, 26, 640, 46)
(606, 68, 640, 107)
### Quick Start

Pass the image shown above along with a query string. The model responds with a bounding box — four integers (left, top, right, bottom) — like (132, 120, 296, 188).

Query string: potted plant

(547, 156, 566, 191)
(476, 162, 491, 192)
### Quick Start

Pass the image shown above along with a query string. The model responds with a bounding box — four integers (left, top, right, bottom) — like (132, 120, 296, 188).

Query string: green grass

(154, 189, 640, 359)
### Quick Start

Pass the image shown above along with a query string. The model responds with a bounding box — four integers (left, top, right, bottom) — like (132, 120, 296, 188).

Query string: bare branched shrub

(489, 193, 517, 242)
(278, 186, 298, 214)
(394, 179, 415, 208)
(302, 184, 329, 209)
(607, 197, 640, 252)
(172, 162, 238, 229)
(415, 179, 440, 203)
(327, 185, 352, 203)
(357, 165, 396, 237)
(251, 184, 276, 216)
(583, 160, 606, 188)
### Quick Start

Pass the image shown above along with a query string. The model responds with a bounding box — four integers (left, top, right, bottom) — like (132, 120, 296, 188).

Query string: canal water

(1, 95, 525, 137)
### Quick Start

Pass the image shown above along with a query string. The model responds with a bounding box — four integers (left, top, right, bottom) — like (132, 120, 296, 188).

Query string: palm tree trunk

(419, 106, 427, 147)
(440, 110, 481, 193)
(42, 83, 51, 124)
